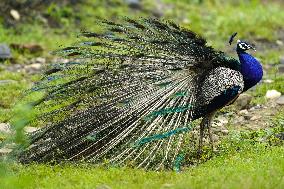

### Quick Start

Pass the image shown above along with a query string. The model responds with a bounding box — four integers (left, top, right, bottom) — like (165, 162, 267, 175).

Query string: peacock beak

(250, 45, 256, 51)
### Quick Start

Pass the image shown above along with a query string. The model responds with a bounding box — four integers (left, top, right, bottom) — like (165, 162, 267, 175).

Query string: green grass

(1, 1, 284, 189)
(250, 73, 284, 105)
(1, 110, 283, 189)
(1, 0, 284, 57)
(0, 71, 35, 122)
(160, 0, 284, 51)
(1, 145, 283, 189)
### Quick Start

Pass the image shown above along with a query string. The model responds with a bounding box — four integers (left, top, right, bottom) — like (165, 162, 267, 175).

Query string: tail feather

(18, 18, 240, 169)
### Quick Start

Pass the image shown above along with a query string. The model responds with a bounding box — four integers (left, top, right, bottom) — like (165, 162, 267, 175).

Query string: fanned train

(18, 18, 263, 170)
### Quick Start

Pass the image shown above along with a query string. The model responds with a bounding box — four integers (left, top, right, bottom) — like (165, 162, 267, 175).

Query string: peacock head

(229, 32, 256, 53)
(236, 39, 256, 53)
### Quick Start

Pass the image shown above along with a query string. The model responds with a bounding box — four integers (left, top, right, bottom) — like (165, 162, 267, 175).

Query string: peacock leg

(198, 112, 216, 156)
(198, 119, 206, 155)
(207, 115, 214, 151)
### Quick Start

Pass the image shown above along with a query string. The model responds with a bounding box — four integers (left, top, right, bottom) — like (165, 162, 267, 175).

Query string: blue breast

(238, 52, 263, 91)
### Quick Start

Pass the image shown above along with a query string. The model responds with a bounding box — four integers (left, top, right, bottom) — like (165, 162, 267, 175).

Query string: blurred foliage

(0, 0, 81, 26)
(1, 0, 284, 57)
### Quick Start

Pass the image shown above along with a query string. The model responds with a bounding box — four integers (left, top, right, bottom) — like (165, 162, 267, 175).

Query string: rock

(0, 148, 12, 156)
(214, 116, 228, 127)
(221, 129, 229, 135)
(24, 63, 42, 74)
(152, 9, 163, 18)
(36, 15, 48, 25)
(239, 109, 249, 115)
(263, 79, 274, 83)
(276, 96, 284, 105)
(10, 9, 20, 21)
(235, 93, 252, 109)
(249, 104, 263, 111)
(276, 40, 284, 46)
(0, 123, 11, 133)
(244, 114, 252, 120)
(212, 134, 219, 142)
(250, 115, 262, 121)
(233, 116, 245, 124)
(275, 132, 284, 140)
(0, 80, 17, 85)
(280, 56, 284, 64)
(125, 0, 142, 9)
(265, 90, 281, 99)
(278, 56, 284, 72)
(96, 184, 112, 189)
(0, 44, 12, 59)
(24, 126, 39, 133)
(10, 43, 43, 54)
(6, 64, 24, 73)
(52, 58, 70, 64)
(28, 63, 42, 69)
(162, 183, 174, 188)
(278, 64, 284, 73)
(33, 57, 46, 64)
(182, 18, 190, 24)
(224, 112, 234, 117)
(262, 64, 272, 70)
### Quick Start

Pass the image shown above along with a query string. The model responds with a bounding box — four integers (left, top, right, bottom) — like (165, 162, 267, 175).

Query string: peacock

(17, 18, 263, 170)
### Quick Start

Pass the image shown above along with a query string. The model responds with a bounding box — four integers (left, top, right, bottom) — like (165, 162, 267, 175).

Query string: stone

(125, 0, 142, 9)
(221, 129, 229, 135)
(276, 40, 284, 46)
(10, 9, 20, 21)
(249, 104, 263, 111)
(10, 43, 43, 54)
(33, 57, 46, 64)
(0, 44, 12, 59)
(263, 79, 274, 83)
(278, 64, 284, 73)
(24, 63, 42, 74)
(239, 109, 249, 115)
(0, 148, 12, 156)
(237, 116, 245, 122)
(276, 96, 284, 105)
(244, 114, 252, 120)
(265, 90, 281, 99)
(262, 64, 272, 70)
(161, 183, 174, 188)
(214, 116, 228, 127)
(96, 184, 112, 189)
(250, 115, 262, 121)
(212, 134, 219, 142)
(6, 64, 24, 73)
(235, 93, 252, 109)
(0, 80, 16, 85)
(0, 123, 11, 133)
(28, 63, 42, 69)
(152, 9, 163, 18)
(280, 56, 284, 64)
(36, 15, 48, 25)
(275, 132, 284, 140)
(24, 126, 39, 133)
(52, 58, 70, 64)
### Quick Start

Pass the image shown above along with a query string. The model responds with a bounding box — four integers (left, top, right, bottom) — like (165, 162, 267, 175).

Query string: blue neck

(238, 51, 263, 91)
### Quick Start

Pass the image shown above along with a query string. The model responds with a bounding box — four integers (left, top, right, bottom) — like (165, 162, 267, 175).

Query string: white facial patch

(238, 42, 249, 50)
